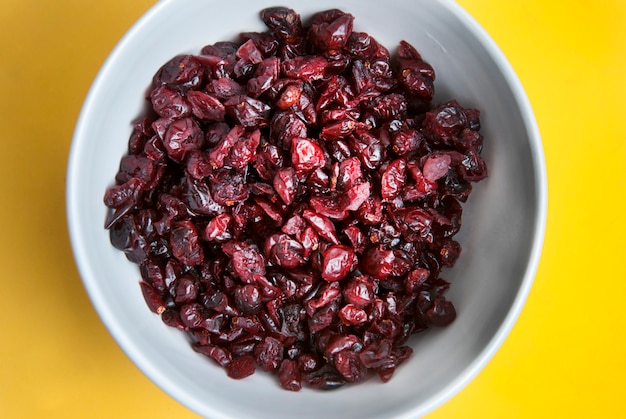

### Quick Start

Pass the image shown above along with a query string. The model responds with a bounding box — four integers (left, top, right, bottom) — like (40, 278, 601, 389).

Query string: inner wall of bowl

(68, 0, 542, 418)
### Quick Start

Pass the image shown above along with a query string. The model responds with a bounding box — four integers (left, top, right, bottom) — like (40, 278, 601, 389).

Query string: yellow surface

(1, 0, 625, 417)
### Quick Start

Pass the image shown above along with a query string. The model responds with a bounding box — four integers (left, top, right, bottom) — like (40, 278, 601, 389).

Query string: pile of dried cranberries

(103, 7, 487, 390)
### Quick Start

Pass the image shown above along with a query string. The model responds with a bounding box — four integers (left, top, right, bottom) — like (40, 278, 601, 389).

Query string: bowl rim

(66, 0, 547, 417)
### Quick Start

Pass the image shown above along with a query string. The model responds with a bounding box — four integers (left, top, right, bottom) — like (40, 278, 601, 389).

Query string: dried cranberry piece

(204, 214, 232, 242)
(350, 130, 385, 170)
(396, 41, 435, 101)
(254, 336, 284, 372)
(210, 169, 249, 206)
(170, 220, 204, 266)
(282, 56, 329, 82)
(140, 258, 167, 294)
(139, 281, 166, 314)
(359, 339, 393, 369)
(187, 90, 226, 122)
(179, 303, 209, 329)
(426, 296, 456, 327)
(273, 167, 298, 205)
(291, 137, 326, 174)
(309, 11, 354, 51)
(234, 284, 262, 314)
(231, 244, 266, 283)
(306, 282, 341, 313)
(302, 210, 340, 245)
(153, 54, 204, 93)
(423, 153, 452, 182)
(224, 95, 271, 128)
(225, 128, 261, 170)
(275, 83, 303, 110)
(241, 31, 280, 57)
(345, 181, 370, 212)
(226, 355, 257, 379)
(162, 117, 204, 162)
(321, 245, 357, 282)
(380, 158, 407, 201)
(360, 246, 399, 280)
(342, 276, 374, 308)
(334, 349, 367, 383)
(391, 128, 422, 156)
(309, 195, 349, 220)
(104, 177, 145, 210)
(438, 239, 461, 267)
(303, 363, 346, 390)
(161, 308, 187, 331)
(186, 150, 213, 180)
(194, 344, 232, 367)
(150, 85, 191, 119)
(208, 77, 245, 99)
(422, 100, 482, 150)
(278, 359, 302, 391)
(270, 111, 307, 150)
(338, 304, 368, 326)
(260, 7, 303, 44)
(265, 233, 306, 269)
(346, 31, 389, 60)
(236, 38, 264, 64)
(174, 274, 199, 305)
(391, 206, 434, 242)
(247, 57, 280, 97)
(369, 94, 407, 121)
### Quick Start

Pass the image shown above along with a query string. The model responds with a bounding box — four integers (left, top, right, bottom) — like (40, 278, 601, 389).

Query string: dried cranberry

(321, 245, 357, 282)
(153, 54, 204, 93)
(162, 117, 204, 162)
(170, 221, 204, 266)
(104, 6, 487, 391)
(226, 355, 257, 379)
(278, 359, 302, 391)
(291, 137, 326, 173)
(187, 90, 226, 121)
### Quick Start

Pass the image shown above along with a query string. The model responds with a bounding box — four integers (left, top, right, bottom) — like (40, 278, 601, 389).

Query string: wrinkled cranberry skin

(162, 117, 204, 162)
(226, 355, 257, 379)
(104, 6, 487, 392)
(321, 245, 357, 282)
(169, 221, 204, 266)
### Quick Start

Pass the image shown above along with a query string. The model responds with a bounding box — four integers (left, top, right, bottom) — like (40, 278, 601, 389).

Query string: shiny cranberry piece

(380, 158, 407, 201)
(255, 336, 284, 372)
(426, 296, 457, 327)
(226, 355, 256, 379)
(282, 56, 329, 82)
(321, 245, 357, 282)
(309, 11, 354, 51)
(153, 54, 204, 93)
(225, 95, 271, 128)
(291, 137, 326, 173)
(187, 90, 226, 121)
(162, 117, 204, 162)
(265, 233, 306, 269)
(273, 167, 298, 205)
(278, 359, 302, 391)
(139, 281, 166, 314)
(150, 85, 191, 119)
(170, 221, 203, 266)
(260, 7, 303, 44)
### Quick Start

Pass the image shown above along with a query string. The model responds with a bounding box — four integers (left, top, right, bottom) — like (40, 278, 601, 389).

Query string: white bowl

(66, 0, 547, 418)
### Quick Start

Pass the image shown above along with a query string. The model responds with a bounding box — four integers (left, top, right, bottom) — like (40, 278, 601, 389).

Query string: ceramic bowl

(67, 0, 547, 418)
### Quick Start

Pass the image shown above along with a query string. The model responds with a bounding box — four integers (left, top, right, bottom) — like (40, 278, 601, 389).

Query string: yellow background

(1, 0, 625, 417)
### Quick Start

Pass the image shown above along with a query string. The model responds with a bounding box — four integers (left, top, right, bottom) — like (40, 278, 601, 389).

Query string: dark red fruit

(104, 6, 486, 391)
(226, 355, 257, 379)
